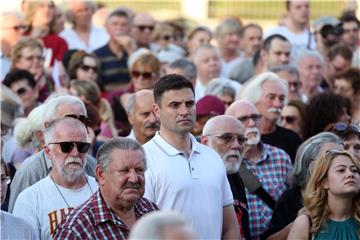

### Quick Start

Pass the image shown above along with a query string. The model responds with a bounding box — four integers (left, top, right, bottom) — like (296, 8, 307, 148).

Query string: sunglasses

(65, 114, 90, 126)
(162, 35, 174, 41)
(288, 81, 301, 89)
(80, 65, 97, 72)
(209, 133, 247, 145)
(131, 70, 155, 79)
(237, 114, 262, 124)
(281, 115, 297, 124)
(15, 87, 28, 96)
(136, 25, 154, 31)
(331, 122, 360, 135)
(48, 141, 91, 153)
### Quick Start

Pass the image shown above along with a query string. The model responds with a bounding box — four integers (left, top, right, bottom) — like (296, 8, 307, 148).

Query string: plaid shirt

(243, 143, 293, 240)
(53, 190, 158, 240)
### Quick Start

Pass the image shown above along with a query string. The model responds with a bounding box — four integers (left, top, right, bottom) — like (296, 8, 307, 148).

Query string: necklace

(50, 174, 94, 209)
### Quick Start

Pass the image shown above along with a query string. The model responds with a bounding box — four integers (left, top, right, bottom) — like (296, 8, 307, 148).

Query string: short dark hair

(339, 13, 360, 27)
(153, 74, 194, 105)
(335, 67, 360, 94)
(240, 23, 262, 38)
(3, 69, 37, 89)
(262, 34, 289, 52)
(106, 8, 130, 23)
(285, 0, 291, 10)
(328, 43, 353, 61)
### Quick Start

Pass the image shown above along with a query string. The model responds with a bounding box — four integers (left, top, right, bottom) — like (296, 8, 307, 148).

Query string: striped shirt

(53, 190, 158, 239)
(243, 143, 293, 240)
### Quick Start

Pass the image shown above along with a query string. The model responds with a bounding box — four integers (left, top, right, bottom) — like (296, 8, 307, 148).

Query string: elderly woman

(204, 77, 238, 109)
(263, 132, 343, 240)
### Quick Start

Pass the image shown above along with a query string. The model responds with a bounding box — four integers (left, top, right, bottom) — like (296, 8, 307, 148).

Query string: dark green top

(314, 218, 359, 240)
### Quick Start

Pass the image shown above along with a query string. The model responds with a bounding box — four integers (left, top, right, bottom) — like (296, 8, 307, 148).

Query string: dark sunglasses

(237, 114, 262, 123)
(162, 35, 174, 41)
(80, 64, 97, 72)
(209, 133, 247, 145)
(48, 141, 90, 153)
(331, 122, 360, 135)
(16, 87, 28, 96)
(281, 115, 297, 124)
(65, 114, 90, 126)
(131, 70, 154, 79)
(136, 25, 154, 31)
(288, 81, 301, 89)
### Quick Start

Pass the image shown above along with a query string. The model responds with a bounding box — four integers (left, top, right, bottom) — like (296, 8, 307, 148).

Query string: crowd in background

(1, 0, 360, 239)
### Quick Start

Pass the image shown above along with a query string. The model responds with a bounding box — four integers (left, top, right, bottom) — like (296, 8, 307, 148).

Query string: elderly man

(60, 0, 109, 52)
(94, 9, 134, 92)
(201, 115, 252, 240)
(240, 72, 301, 162)
(166, 58, 197, 86)
(1, 11, 25, 80)
(13, 118, 98, 239)
(240, 23, 263, 59)
(260, 34, 291, 72)
(8, 95, 96, 212)
(130, 13, 156, 49)
(226, 100, 293, 240)
(53, 137, 158, 239)
(144, 74, 239, 239)
(126, 89, 159, 144)
(295, 49, 324, 99)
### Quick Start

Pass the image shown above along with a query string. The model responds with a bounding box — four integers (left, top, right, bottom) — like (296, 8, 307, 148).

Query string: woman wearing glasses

(288, 150, 360, 240)
(68, 50, 100, 85)
(280, 100, 305, 139)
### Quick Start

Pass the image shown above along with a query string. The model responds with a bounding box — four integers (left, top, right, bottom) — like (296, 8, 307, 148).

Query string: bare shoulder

(287, 214, 311, 240)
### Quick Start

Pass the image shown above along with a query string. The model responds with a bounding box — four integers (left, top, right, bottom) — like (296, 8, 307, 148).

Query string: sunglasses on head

(136, 25, 154, 32)
(131, 70, 154, 79)
(331, 122, 360, 135)
(48, 141, 91, 153)
(281, 115, 297, 124)
(209, 133, 247, 145)
(80, 64, 97, 72)
(65, 114, 89, 125)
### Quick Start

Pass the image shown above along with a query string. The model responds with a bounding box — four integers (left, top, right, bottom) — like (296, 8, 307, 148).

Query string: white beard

(245, 127, 261, 145)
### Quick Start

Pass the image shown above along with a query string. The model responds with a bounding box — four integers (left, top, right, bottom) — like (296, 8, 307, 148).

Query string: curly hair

(304, 150, 360, 237)
(302, 91, 351, 140)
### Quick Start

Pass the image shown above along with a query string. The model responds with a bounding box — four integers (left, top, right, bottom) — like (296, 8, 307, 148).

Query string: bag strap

(238, 162, 276, 210)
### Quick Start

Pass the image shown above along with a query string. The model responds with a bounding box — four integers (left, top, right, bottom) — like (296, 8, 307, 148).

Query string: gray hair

(43, 117, 87, 145)
(14, 105, 45, 148)
(295, 49, 324, 67)
(239, 71, 288, 105)
(125, 93, 136, 114)
(205, 77, 236, 99)
(290, 132, 342, 189)
(214, 18, 242, 40)
(96, 137, 146, 171)
(1, 11, 23, 27)
(270, 64, 300, 82)
(129, 211, 189, 239)
(42, 95, 86, 126)
(193, 44, 220, 66)
(168, 58, 197, 81)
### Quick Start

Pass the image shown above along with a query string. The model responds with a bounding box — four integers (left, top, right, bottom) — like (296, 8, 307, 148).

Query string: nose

(280, 54, 289, 64)
(148, 112, 157, 124)
(179, 104, 190, 115)
(128, 169, 139, 183)
(69, 144, 80, 156)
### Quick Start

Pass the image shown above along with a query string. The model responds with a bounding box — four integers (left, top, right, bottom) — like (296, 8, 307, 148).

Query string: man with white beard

(13, 118, 99, 240)
(201, 115, 252, 240)
(226, 100, 293, 240)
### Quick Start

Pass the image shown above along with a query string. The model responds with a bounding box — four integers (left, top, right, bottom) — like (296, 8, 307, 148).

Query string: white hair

(239, 72, 288, 105)
(127, 47, 152, 69)
(42, 95, 86, 126)
(13, 105, 45, 148)
(193, 44, 220, 66)
(295, 49, 324, 67)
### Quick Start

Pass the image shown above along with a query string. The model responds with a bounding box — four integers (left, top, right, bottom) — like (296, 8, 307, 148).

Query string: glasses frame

(207, 133, 247, 145)
(48, 141, 91, 154)
(237, 114, 262, 124)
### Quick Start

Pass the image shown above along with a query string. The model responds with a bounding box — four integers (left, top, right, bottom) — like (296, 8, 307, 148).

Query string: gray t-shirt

(1, 210, 37, 239)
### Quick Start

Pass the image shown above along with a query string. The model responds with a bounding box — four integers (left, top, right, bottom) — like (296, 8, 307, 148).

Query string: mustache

(245, 127, 259, 136)
(144, 122, 159, 129)
(123, 182, 141, 190)
(268, 108, 282, 114)
(65, 157, 83, 165)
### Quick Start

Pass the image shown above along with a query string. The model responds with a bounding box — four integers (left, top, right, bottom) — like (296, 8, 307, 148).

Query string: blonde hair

(10, 37, 43, 64)
(304, 150, 360, 237)
(151, 22, 174, 42)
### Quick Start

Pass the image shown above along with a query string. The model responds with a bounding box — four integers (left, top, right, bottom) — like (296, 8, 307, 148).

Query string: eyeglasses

(281, 115, 297, 124)
(23, 55, 44, 62)
(136, 25, 154, 32)
(48, 141, 91, 153)
(162, 34, 174, 41)
(288, 81, 301, 89)
(208, 133, 247, 145)
(131, 70, 155, 79)
(65, 114, 90, 126)
(80, 64, 97, 72)
(1, 176, 11, 185)
(331, 122, 360, 135)
(3, 25, 28, 32)
(237, 114, 262, 124)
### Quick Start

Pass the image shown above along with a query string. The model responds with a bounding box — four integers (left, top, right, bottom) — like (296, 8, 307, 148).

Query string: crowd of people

(1, 0, 360, 239)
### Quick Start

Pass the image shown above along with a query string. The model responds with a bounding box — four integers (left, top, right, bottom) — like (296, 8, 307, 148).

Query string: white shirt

(60, 26, 109, 52)
(143, 132, 234, 239)
(221, 55, 245, 78)
(13, 175, 99, 240)
(194, 79, 206, 101)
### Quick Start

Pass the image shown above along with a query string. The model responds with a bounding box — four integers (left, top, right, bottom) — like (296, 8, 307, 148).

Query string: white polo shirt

(144, 132, 234, 239)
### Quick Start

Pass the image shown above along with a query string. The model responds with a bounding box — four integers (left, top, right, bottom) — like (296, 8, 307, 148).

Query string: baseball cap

(196, 95, 225, 118)
(313, 16, 340, 31)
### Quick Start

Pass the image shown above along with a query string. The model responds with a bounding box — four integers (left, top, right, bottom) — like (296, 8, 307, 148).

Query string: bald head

(131, 13, 155, 48)
(202, 115, 244, 136)
(225, 100, 259, 118)
(1, 11, 25, 48)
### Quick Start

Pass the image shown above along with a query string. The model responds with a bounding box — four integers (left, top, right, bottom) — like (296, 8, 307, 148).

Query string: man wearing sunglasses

(201, 115, 252, 240)
(13, 118, 98, 239)
(8, 96, 97, 212)
(226, 100, 293, 240)
(130, 13, 155, 49)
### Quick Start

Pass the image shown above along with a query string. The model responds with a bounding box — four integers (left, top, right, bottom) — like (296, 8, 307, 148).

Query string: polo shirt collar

(153, 132, 200, 157)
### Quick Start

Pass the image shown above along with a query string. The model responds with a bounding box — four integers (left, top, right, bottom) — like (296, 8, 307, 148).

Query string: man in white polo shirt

(143, 74, 239, 239)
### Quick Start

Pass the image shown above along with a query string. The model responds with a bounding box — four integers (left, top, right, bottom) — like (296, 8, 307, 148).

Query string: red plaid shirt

(53, 190, 158, 239)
